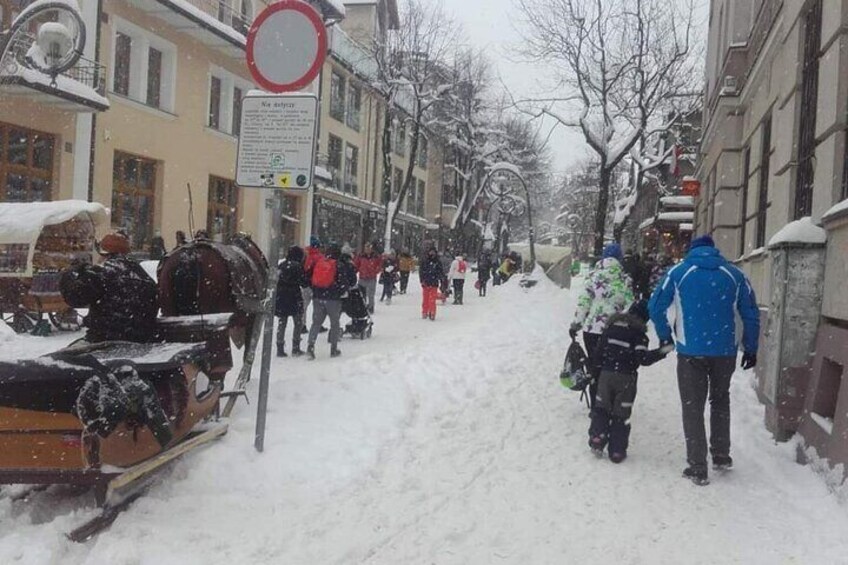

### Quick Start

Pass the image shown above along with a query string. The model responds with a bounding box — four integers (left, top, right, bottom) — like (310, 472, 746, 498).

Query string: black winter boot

(683, 466, 710, 486)
(276, 344, 287, 358)
(306, 344, 315, 360)
(291, 344, 303, 357)
(712, 455, 733, 471)
(330, 345, 341, 358)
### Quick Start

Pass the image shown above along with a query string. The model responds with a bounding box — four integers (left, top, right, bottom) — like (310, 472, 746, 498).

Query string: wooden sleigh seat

(0, 317, 233, 485)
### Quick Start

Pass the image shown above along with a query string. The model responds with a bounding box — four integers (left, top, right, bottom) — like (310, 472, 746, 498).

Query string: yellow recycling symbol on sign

(276, 173, 292, 188)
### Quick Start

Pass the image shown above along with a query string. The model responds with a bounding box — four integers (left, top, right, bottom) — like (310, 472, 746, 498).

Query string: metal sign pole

(254, 190, 284, 452)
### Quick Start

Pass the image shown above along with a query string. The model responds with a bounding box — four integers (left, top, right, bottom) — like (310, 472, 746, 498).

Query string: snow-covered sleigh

(0, 314, 234, 540)
(0, 233, 269, 540)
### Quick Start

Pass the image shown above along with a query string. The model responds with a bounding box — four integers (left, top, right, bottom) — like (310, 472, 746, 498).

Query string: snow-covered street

(1, 276, 847, 564)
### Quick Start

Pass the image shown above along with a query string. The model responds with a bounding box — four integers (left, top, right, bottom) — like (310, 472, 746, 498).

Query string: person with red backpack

(448, 253, 469, 305)
(307, 242, 357, 360)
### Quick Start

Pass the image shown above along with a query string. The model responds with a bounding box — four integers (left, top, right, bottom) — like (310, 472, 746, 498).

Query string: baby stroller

(342, 285, 374, 339)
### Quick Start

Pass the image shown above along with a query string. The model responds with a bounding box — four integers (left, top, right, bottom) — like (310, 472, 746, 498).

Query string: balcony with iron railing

(0, 31, 108, 111)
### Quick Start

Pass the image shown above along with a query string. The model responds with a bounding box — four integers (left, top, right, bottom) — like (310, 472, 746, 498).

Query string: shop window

(330, 70, 346, 122)
(112, 151, 156, 250)
(207, 176, 239, 242)
(0, 123, 54, 202)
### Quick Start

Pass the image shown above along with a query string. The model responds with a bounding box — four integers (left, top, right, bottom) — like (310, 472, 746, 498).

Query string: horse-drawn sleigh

(0, 200, 110, 334)
(0, 227, 269, 540)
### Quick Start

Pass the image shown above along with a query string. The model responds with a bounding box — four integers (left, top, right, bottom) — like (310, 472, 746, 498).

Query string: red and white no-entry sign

(246, 0, 328, 93)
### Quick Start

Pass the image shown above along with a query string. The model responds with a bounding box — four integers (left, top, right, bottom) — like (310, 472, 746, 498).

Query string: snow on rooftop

(768, 216, 826, 248)
(656, 211, 694, 222)
(660, 196, 695, 208)
(0, 200, 109, 245)
(822, 197, 848, 222)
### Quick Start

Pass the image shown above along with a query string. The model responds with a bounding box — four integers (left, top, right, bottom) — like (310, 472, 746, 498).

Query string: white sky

(432, 0, 711, 173)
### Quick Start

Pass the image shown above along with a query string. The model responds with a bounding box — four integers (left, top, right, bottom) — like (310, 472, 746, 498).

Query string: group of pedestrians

(568, 236, 760, 486)
(275, 236, 357, 360)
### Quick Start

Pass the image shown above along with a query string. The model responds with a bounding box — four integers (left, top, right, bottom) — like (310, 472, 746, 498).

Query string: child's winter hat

(628, 299, 650, 322)
(602, 243, 623, 261)
(310, 235, 322, 248)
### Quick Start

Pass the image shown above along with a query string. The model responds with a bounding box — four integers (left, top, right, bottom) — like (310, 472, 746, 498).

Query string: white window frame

(208, 65, 253, 136)
(110, 17, 177, 113)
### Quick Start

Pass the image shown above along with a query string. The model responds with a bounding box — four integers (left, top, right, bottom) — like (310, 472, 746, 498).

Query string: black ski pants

(452, 279, 465, 304)
(399, 271, 410, 293)
(589, 370, 637, 454)
(677, 355, 736, 472)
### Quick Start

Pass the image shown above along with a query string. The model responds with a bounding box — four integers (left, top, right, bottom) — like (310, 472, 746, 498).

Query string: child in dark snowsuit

(588, 300, 668, 463)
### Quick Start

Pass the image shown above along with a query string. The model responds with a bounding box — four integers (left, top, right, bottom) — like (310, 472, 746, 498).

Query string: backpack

(560, 339, 590, 392)
(458, 260, 467, 274)
(311, 257, 338, 289)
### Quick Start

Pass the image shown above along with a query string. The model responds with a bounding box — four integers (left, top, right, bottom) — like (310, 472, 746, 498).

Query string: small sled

(342, 286, 373, 340)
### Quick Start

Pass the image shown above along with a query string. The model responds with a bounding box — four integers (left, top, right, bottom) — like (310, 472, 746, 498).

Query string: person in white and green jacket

(569, 243, 635, 408)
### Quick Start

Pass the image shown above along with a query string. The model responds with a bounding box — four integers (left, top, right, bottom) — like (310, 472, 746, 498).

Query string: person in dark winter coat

(588, 300, 668, 463)
(649, 235, 759, 486)
(307, 242, 357, 359)
(60, 232, 158, 343)
(621, 251, 650, 300)
(477, 251, 492, 297)
(275, 246, 309, 357)
(419, 247, 445, 320)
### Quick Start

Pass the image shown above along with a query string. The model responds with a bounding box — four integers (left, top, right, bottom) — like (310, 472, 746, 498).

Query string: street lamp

(481, 163, 537, 271)
(1, 1, 87, 87)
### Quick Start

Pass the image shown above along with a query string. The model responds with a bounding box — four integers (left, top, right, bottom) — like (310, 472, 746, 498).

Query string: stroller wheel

(366, 326, 373, 338)
(360, 331, 366, 340)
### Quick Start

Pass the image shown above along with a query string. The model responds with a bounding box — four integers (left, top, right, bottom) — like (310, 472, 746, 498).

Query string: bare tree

(516, 0, 697, 256)
(370, 0, 457, 251)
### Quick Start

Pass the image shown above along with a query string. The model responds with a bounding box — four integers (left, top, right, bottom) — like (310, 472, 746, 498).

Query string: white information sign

(236, 93, 318, 190)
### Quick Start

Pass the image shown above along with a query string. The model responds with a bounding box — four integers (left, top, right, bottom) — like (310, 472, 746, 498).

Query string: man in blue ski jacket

(648, 235, 760, 486)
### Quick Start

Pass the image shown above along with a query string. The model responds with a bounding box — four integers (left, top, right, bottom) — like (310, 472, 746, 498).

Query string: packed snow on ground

(1, 276, 847, 564)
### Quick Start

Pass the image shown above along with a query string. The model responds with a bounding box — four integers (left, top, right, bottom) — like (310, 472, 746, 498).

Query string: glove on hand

(741, 352, 757, 370)
(659, 339, 675, 354)
(569, 323, 580, 340)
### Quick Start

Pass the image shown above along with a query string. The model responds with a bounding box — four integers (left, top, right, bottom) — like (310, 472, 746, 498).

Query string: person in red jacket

(354, 242, 382, 314)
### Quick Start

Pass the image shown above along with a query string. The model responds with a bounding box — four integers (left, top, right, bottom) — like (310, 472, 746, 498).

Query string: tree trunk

(379, 108, 393, 250)
(593, 166, 611, 258)
(384, 113, 422, 252)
